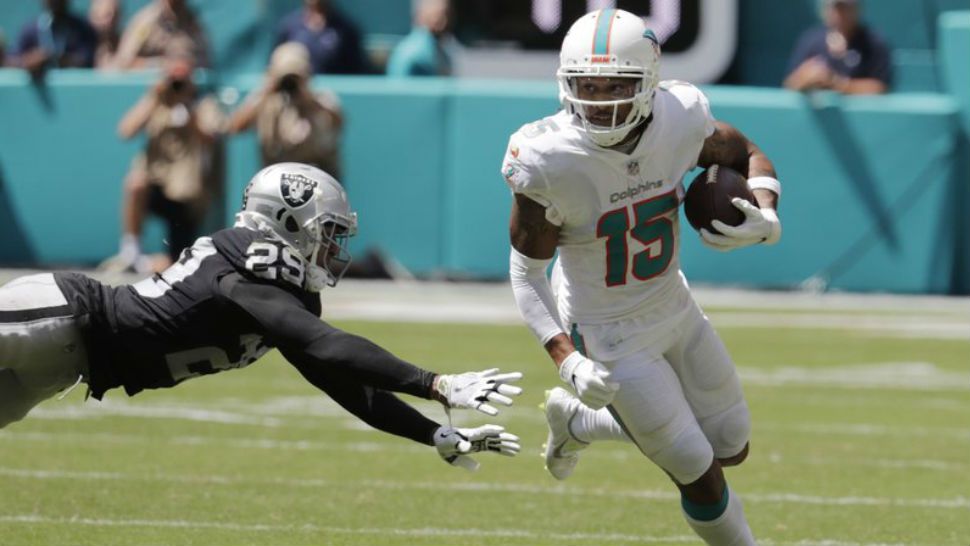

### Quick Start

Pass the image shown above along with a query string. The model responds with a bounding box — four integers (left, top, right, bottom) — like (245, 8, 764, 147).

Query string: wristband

(747, 176, 781, 198)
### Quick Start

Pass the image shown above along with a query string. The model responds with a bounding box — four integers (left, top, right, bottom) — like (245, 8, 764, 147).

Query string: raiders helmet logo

(280, 173, 318, 208)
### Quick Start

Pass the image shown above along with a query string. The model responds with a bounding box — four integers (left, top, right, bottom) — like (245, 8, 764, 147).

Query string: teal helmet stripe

(592, 9, 617, 55)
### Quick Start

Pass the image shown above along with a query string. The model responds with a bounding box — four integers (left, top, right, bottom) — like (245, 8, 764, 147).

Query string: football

(683, 165, 756, 234)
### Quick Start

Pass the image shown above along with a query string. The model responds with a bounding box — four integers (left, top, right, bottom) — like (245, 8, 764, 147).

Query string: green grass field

(1, 303, 968, 545)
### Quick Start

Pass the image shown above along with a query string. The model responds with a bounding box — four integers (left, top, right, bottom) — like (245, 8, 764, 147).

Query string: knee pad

(698, 400, 751, 460)
(648, 425, 714, 485)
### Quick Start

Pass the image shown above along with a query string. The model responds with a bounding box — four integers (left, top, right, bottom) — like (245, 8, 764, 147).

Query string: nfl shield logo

(280, 173, 318, 208)
(627, 161, 640, 177)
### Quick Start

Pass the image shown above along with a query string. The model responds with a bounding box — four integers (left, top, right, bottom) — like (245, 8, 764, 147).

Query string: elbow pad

(509, 247, 564, 345)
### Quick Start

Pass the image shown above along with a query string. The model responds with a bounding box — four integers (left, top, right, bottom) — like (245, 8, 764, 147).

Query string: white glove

(700, 198, 782, 252)
(434, 424, 521, 471)
(432, 368, 523, 416)
(558, 351, 619, 410)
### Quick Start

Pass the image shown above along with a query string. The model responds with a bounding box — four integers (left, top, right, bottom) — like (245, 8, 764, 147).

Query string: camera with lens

(277, 73, 302, 95)
(168, 77, 188, 93)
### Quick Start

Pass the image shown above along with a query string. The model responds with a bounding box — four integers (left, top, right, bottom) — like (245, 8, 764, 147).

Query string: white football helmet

(235, 162, 358, 291)
(557, 9, 661, 147)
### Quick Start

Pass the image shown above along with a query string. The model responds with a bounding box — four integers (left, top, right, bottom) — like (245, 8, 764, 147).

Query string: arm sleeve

(222, 277, 436, 399)
(509, 247, 564, 345)
(294, 363, 439, 446)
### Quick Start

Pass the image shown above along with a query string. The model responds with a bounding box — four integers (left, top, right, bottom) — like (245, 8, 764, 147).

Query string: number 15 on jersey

(596, 191, 679, 287)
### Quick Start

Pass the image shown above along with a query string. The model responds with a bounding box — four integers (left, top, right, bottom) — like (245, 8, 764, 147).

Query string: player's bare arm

(697, 121, 779, 210)
(510, 193, 559, 259)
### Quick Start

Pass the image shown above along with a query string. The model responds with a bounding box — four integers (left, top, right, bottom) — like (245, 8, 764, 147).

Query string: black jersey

(54, 227, 436, 403)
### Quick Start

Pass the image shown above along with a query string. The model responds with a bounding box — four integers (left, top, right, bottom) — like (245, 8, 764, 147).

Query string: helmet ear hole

(284, 216, 300, 233)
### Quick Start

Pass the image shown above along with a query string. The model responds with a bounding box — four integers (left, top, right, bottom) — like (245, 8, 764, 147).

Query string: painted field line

(3, 431, 966, 474)
(758, 422, 970, 442)
(738, 362, 970, 392)
(1, 467, 967, 511)
(709, 313, 969, 340)
(0, 514, 696, 543)
(0, 430, 430, 454)
(0, 514, 928, 546)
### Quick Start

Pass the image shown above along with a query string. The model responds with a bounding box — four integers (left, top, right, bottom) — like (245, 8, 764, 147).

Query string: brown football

(683, 165, 756, 234)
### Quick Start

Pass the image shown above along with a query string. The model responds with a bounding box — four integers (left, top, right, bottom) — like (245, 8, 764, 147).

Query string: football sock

(569, 406, 628, 443)
(682, 486, 756, 546)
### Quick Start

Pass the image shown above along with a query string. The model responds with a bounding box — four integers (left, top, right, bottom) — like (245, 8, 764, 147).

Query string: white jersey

(502, 81, 716, 331)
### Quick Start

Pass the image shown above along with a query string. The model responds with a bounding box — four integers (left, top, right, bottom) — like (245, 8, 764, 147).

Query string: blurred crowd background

(0, 0, 968, 294)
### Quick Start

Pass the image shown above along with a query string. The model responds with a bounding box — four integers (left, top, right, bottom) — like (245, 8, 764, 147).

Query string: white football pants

(584, 302, 750, 484)
(0, 273, 88, 428)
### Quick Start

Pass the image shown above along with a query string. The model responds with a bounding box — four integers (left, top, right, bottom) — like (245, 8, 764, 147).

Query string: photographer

(229, 42, 343, 179)
(104, 50, 224, 273)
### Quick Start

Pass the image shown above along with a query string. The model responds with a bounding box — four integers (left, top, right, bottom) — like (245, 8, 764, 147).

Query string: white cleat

(543, 387, 589, 481)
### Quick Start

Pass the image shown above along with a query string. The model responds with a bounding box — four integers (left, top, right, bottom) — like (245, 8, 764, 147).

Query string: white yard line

(758, 422, 970, 442)
(17, 402, 970, 441)
(0, 514, 921, 546)
(4, 430, 964, 474)
(0, 514, 925, 546)
(738, 362, 970, 392)
(0, 514, 697, 544)
(1, 467, 967, 511)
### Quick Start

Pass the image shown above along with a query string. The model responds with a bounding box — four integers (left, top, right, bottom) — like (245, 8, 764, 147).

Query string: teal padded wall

(939, 11, 970, 133)
(685, 89, 963, 293)
(442, 80, 559, 274)
(0, 69, 149, 263)
(1, 73, 967, 293)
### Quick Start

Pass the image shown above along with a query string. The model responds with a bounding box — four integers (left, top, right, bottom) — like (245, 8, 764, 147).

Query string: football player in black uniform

(0, 163, 521, 470)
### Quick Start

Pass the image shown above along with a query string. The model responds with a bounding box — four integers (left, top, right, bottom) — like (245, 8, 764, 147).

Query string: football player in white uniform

(503, 9, 782, 546)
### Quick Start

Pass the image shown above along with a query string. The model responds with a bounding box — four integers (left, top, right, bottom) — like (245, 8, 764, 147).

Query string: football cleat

(543, 387, 589, 480)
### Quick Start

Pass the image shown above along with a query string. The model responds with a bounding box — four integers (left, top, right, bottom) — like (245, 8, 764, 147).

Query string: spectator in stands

(228, 42, 343, 179)
(386, 0, 453, 77)
(0, 31, 7, 67)
(13, 0, 96, 75)
(88, 0, 121, 69)
(784, 0, 891, 94)
(104, 51, 224, 274)
(113, 0, 208, 69)
(275, 0, 368, 75)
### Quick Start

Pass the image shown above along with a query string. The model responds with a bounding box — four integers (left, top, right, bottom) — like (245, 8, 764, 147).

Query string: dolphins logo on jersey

(280, 173, 318, 208)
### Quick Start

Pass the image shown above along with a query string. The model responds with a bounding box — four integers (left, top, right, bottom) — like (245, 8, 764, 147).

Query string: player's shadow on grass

(806, 95, 899, 251)
(0, 162, 37, 265)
